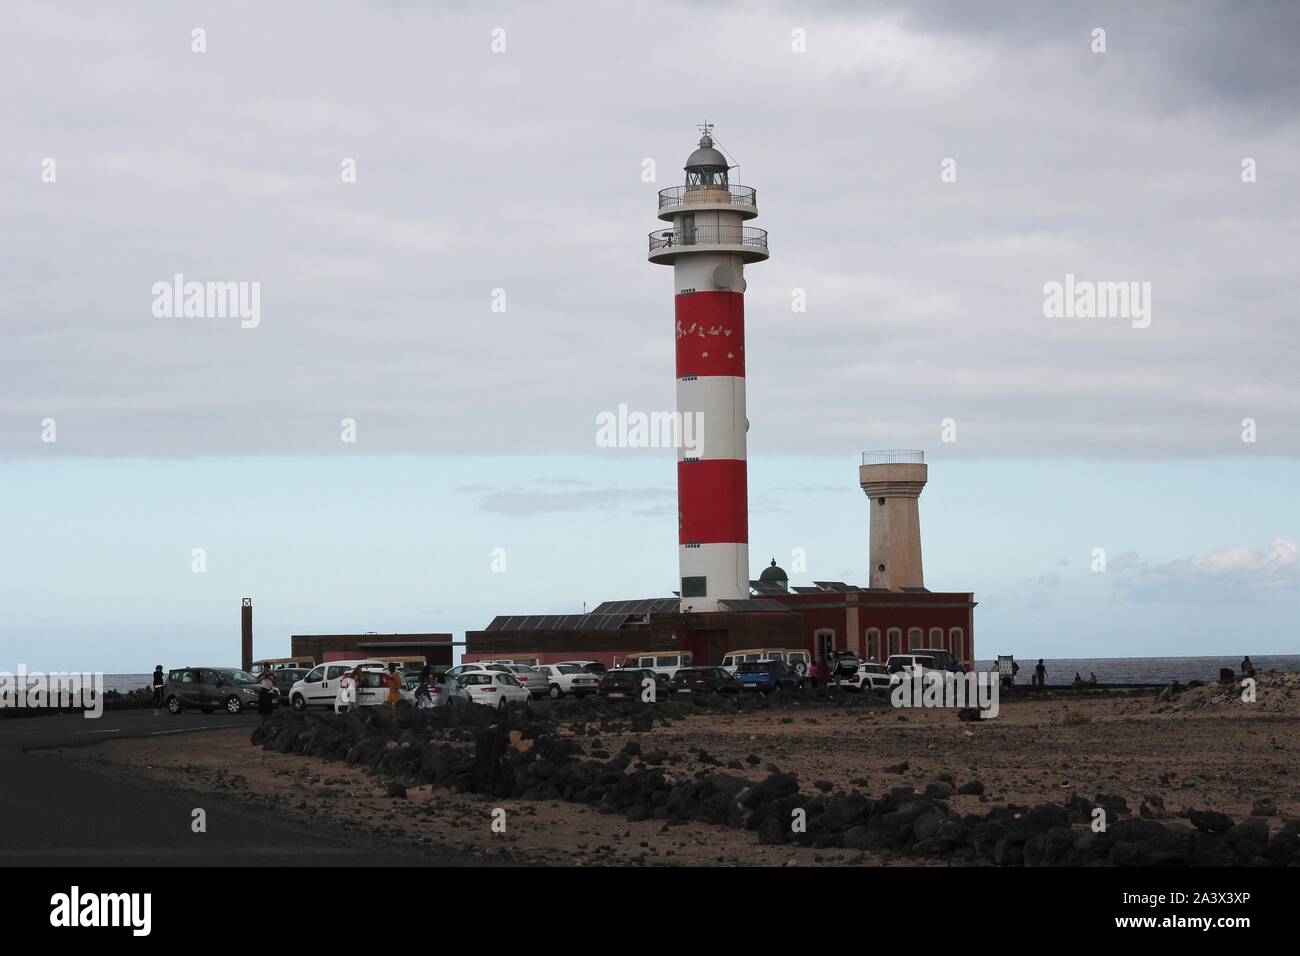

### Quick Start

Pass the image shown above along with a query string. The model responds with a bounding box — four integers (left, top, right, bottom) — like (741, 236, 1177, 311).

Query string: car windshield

(230, 670, 257, 684)
(461, 674, 493, 686)
(916, 657, 936, 668)
(555, 665, 583, 674)
(737, 662, 774, 673)
(510, 666, 539, 674)
(863, 664, 888, 674)
(676, 669, 708, 678)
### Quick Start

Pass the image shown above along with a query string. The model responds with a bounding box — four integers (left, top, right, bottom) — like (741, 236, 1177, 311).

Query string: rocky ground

(46, 673, 1300, 866)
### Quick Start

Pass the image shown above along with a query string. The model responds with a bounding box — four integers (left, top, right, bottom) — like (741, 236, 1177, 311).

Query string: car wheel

(225, 696, 242, 714)
(166, 695, 183, 715)
(549, 684, 562, 699)
(291, 694, 306, 712)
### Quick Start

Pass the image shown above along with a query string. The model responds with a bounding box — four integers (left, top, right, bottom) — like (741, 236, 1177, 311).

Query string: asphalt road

(0, 708, 482, 866)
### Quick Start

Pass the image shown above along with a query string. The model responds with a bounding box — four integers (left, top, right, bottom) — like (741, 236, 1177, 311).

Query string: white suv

(536, 664, 601, 699)
(289, 660, 384, 710)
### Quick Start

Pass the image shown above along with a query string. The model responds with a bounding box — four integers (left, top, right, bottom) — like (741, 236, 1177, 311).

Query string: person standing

(1241, 656, 1255, 678)
(385, 663, 403, 707)
(257, 669, 276, 715)
(151, 665, 165, 716)
(1034, 659, 1047, 687)
(336, 668, 357, 714)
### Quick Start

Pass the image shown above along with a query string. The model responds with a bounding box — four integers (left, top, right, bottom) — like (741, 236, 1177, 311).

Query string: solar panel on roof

(791, 586, 822, 594)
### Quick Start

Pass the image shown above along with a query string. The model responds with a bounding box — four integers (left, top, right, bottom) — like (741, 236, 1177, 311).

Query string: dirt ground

(46, 674, 1300, 865)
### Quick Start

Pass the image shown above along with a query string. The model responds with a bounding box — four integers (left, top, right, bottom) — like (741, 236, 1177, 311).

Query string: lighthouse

(648, 126, 769, 611)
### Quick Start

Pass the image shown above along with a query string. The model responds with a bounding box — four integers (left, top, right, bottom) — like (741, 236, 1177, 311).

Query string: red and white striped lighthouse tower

(648, 126, 769, 612)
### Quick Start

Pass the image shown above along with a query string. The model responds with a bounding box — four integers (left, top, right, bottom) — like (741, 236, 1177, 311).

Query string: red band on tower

(677, 459, 748, 545)
(675, 292, 746, 379)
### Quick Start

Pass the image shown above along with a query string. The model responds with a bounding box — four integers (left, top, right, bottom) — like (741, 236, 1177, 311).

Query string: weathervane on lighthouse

(648, 127, 770, 612)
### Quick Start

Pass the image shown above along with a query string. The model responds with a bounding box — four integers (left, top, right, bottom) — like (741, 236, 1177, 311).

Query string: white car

(844, 662, 893, 692)
(445, 662, 511, 680)
(458, 671, 533, 711)
(536, 664, 601, 699)
(289, 659, 386, 710)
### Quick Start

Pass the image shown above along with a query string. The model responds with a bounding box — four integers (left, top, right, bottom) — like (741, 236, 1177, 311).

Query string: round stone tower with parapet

(859, 450, 927, 590)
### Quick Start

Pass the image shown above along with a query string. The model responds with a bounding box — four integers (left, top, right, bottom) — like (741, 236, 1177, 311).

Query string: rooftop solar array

(717, 598, 788, 612)
(484, 613, 628, 632)
(589, 598, 679, 615)
(748, 580, 790, 595)
(811, 581, 869, 592)
(790, 586, 824, 594)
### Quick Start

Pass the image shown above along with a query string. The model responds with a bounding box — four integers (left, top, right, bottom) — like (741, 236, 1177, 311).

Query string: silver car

(503, 664, 549, 697)
(416, 675, 472, 709)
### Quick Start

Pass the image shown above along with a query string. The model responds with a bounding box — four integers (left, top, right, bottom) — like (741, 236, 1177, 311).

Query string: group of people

(334, 662, 406, 713)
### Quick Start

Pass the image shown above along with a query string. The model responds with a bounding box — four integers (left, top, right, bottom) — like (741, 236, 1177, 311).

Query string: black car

(668, 667, 742, 696)
(597, 668, 664, 700)
(268, 667, 310, 704)
(829, 650, 862, 679)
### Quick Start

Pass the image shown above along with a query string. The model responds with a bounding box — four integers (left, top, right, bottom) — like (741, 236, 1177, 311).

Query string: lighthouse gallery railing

(648, 225, 768, 253)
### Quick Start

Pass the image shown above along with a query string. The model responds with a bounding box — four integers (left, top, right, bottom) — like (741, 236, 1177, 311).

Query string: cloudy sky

(2, 0, 1296, 670)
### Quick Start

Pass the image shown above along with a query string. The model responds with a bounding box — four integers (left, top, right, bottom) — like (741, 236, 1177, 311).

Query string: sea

(90, 654, 1300, 692)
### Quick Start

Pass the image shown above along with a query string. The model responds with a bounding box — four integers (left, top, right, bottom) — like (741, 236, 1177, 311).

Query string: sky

(2, 1, 1297, 670)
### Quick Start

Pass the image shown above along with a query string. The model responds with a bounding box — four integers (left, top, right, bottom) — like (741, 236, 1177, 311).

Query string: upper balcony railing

(861, 449, 925, 465)
(648, 225, 768, 254)
(657, 183, 757, 211)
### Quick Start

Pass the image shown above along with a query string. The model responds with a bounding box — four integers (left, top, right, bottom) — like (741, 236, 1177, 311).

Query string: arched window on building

(907, 627, 924, 652)
(813, 628, 836, 664)
(949, 627, 965, 663)
(929, 627, 945, 650)
(887, 628, 902, 657)
(866, 628, 882, 663)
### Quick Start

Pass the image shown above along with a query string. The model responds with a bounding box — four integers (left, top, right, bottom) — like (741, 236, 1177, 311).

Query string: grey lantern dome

(759, 558, 788, 583)
(684, 132, 729, 188)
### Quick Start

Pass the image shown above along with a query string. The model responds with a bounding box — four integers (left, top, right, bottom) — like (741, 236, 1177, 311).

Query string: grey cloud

(3, 0, 1296, 461)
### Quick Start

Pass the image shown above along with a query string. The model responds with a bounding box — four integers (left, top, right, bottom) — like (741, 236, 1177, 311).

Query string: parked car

(353, 666, 416, 706)
(597, 668, 662, 700)
(536, 664, 601, 699)
(268, 667, 310, 704)
(828, 650, 862, 679)
(904, 648, 965, 673)
(458, 671, 533, 711)
(445, 662, 512, 680)
(164, 667, 276, 715)
(287, 659, 385, 711)
(616, 652, 694, 681)
(668, 666, 742, 696)
(721, 648, 810, 675)
(885, 654, 940, 677)
(502, 664, 550, 697)
(555, 660, 608, 676)
(417, 675, 473, 709)
(843, 662, 893, 693)
(734, 660, 803, 694)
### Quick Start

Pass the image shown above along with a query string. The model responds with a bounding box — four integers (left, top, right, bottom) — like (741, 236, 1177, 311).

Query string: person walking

(151, 665, 165, 716)
(1034, 659, 1047, 687)
(335, 668, 357, 714)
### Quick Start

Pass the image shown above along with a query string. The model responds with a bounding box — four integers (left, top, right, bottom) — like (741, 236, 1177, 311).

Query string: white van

(289, 659, 386, 711)
(614, 652, 694, 680)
